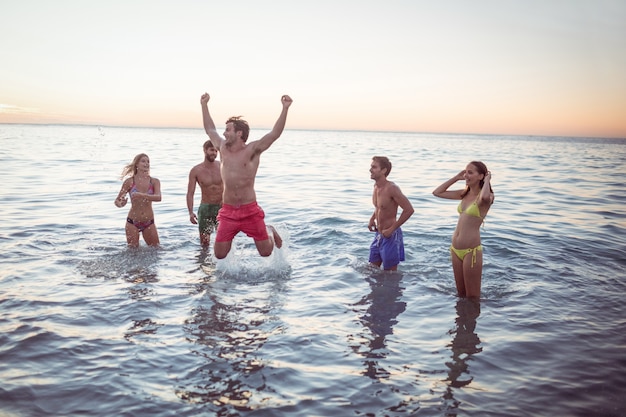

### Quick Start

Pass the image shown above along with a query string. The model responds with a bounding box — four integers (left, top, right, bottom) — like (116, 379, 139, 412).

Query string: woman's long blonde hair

(120, 153, 149, 180)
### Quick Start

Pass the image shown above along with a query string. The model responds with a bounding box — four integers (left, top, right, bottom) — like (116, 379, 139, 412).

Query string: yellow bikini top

(457, 196, 483, 219)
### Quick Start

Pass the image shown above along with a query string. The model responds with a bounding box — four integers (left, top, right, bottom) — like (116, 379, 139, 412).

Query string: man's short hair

(372, 156, 392, 177)
(226, 116, 250, 142)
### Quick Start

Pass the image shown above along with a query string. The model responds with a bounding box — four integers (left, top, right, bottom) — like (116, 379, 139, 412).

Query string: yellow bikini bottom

(450, 245, 482, 268)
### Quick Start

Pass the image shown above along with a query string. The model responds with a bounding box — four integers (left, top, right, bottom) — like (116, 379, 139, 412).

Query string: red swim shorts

(215, 201, 269, 243)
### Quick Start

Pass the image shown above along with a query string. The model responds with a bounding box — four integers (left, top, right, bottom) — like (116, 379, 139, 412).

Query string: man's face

(223, 122, 241, 145)
(370, 161, 385, 180)
(204, 146, 218, 162)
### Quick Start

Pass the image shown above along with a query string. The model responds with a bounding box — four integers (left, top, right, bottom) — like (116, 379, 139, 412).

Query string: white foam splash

(211, 224, 291, 279)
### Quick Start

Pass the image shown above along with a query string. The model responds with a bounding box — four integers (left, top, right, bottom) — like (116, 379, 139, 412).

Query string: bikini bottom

(450, 244, 482, 268)
(127, 217, 155, 232)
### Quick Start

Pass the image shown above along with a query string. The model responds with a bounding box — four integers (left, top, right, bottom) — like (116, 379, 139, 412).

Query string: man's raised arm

(255, 95, 293, 153)
(200, 93, 224, 149)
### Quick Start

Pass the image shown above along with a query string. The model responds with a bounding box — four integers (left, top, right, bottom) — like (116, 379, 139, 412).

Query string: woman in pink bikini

(433, 161, 493, 298)
(114, 153, 162, 247)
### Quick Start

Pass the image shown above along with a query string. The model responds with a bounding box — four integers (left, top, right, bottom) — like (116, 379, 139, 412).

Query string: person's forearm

(201, 104, 216, 135)
(432, 177, 457, 196)
(187, 193, 194, 215)
(270, 107, 289, 137)
(393, 206, 414, 231)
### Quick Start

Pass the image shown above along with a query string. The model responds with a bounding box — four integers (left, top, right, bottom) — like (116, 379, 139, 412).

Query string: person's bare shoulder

(189, 163, 204, 174)
(243, 138, 268, 157)
(122, 177, 133, 189)
(387, 181, 409, 200)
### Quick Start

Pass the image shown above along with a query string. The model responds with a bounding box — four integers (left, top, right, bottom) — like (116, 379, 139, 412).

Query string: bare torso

(125, 175, 158, 221)
(452, 193, 489, 249)
(373, 181, 399, 232)
(193, 161, 223, 205)
(219, 143, 261, 206)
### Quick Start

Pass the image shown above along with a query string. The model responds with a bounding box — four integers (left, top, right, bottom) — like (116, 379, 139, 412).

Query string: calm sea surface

(0, 124, 625, 417)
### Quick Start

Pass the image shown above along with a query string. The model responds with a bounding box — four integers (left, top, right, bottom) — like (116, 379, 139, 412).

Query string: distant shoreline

(1, 122, 624, 141)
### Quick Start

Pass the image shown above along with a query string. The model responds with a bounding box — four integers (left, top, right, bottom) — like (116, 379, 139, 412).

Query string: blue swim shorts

(369, 228, 405, 270)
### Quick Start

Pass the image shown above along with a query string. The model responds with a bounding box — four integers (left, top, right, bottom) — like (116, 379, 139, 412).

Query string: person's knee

(254, 238, 274, 257)
(214, 246, 227, 257)
(258, 247, 273, 257)
(213, 242, 230, 259)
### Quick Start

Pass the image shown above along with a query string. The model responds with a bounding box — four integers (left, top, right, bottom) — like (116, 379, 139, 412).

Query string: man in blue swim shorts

(369, 228, 406, 270)
(368, 156, 415, 271)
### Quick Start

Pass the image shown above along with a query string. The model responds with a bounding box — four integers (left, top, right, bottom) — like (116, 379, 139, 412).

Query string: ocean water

(0, 124, 625, 417)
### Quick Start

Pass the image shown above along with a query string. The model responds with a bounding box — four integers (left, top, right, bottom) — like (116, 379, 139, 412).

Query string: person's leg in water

(240, 202, 281, 257)
(368, 229, 403, 271)
(125, 219, 140, 247)
(450, 245, 483, 298)
(255, 225, 282, 257)
(141, 222, 160, 246)
(213, 202, 282, 258)
(213, 211, 236, 259)
(198, 203, 219, 247)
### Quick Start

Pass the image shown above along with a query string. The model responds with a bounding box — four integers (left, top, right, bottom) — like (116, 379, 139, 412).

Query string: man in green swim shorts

(187, 140, 224, 247)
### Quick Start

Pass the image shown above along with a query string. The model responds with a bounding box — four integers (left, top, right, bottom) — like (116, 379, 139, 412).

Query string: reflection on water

(78, 247, 163, 341)
(122, 266, 161, 342)
(5, 126, 624, 416)
(179, 255, 288, 412)
(124, 318, 162, 342)
(78, 246, 161, 283)
(350, 271, 407, 380)
(443, 298, 482, 414)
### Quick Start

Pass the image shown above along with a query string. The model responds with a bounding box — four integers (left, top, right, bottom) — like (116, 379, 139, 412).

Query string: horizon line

(1, 121, 624, 141)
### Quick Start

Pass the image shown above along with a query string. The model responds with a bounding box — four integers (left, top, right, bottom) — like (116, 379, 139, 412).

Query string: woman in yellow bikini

(433, 161, 493, 298)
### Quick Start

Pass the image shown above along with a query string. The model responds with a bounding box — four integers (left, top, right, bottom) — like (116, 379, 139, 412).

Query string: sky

(1, 0, 625, 137)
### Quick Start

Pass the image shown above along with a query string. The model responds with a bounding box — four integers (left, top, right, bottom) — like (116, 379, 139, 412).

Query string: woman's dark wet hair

(461, 160, 494, 199)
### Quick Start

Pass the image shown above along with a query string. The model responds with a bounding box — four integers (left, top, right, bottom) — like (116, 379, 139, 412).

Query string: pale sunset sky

(1, 0, 625, 137)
